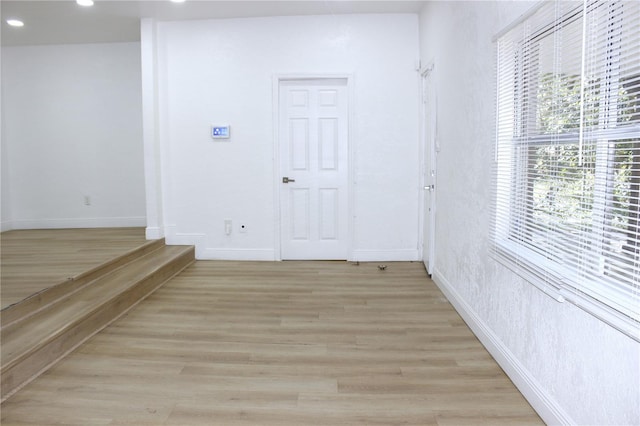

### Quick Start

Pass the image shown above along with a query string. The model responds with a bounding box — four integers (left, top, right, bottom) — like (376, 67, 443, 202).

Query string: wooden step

(0, 244, 194, 402)
(1, 238, 166, 328)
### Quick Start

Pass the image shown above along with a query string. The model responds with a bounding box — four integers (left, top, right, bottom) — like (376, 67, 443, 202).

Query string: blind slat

(492, 0, 640, 340)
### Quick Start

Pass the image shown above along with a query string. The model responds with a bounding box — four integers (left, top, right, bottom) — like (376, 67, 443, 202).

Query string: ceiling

(1, 1, 425, 46)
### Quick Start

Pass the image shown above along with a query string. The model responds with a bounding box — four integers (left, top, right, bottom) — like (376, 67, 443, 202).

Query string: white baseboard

(431, 268, 574, 426)
(1, 220, 13, 232)
(164, 231, 275, 260)
(351, 249, 420, 262)
(165, 231, 205, 255)
(199, 248, 276, 261)
(7, 217, 146, 230)
(145, 226, 164, 240)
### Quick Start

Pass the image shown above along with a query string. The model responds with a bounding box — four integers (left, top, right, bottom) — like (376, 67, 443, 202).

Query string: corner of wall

(141, 18, 165, 243)
(145, 226, 164, 240)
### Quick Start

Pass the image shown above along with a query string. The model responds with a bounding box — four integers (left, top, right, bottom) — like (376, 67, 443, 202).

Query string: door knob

(282, 177, 296, 183)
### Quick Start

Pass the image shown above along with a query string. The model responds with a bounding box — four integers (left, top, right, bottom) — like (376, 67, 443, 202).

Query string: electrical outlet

(83, 195, 91, 206)
(224, 219, 232, 235)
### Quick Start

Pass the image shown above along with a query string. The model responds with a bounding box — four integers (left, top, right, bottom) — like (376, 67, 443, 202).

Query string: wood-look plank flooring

(1, 228, 147, 309)
(0, 261, 543, 425)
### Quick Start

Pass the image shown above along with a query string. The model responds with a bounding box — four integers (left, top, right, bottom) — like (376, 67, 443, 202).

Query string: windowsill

(493, 238, 640, 342)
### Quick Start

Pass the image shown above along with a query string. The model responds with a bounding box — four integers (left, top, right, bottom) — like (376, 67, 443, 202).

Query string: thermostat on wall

(211, 125, 230, 139)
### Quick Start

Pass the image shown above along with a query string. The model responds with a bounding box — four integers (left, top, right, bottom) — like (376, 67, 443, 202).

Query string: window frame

(493, 0, 640, 341)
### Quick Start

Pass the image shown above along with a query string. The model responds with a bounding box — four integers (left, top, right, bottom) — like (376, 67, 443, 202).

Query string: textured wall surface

(1, 42, 146, 229)
(419, 2, 640, 425)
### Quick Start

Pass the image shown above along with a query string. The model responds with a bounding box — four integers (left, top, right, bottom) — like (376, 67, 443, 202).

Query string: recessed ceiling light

(170, 0, 186, 3)
(6, 19, 24, 27)
(77, 0, 94, 6)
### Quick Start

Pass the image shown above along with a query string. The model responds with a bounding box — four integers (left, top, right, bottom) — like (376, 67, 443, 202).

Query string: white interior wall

(419, 2, 640, 425)
(147, 14, 421, 260)
(1, 42, 146, 230)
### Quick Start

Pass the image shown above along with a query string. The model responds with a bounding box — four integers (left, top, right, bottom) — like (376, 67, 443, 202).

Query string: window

(493, 0, 640, 340)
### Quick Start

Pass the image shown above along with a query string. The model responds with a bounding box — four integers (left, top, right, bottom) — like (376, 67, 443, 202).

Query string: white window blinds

(493, 0, 640, 340)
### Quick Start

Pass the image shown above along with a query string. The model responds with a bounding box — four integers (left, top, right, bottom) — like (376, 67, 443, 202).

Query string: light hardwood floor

(0, 260, 542, 425)
(1, 228, 147, 309)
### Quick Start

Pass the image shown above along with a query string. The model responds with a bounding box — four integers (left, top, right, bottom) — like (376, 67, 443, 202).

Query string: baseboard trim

(351, 249, 420, 262)
(164, 229, 275, 260)
(164, 232, 205, 257)
(1, 220, 13, 232)
(200, 248, 276, 261)
(431, 268, 574, 426)
(145, 226, 164, 240)
(7, 217, 146, 230)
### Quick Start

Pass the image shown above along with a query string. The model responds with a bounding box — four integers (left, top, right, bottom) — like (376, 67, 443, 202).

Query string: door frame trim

(272, 74, 355, 261)
(418, 63, 437, 274)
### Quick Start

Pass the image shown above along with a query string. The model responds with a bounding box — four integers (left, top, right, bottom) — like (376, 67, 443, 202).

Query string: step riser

(1, 239, 167, 328)
(1, 246, 194, 402)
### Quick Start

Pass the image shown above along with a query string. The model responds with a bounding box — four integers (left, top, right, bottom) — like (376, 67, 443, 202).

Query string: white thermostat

(211, 125, 230, 139)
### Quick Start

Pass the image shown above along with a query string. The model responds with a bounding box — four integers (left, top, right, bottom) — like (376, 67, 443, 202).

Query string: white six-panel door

(279, 79, 349, 260)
